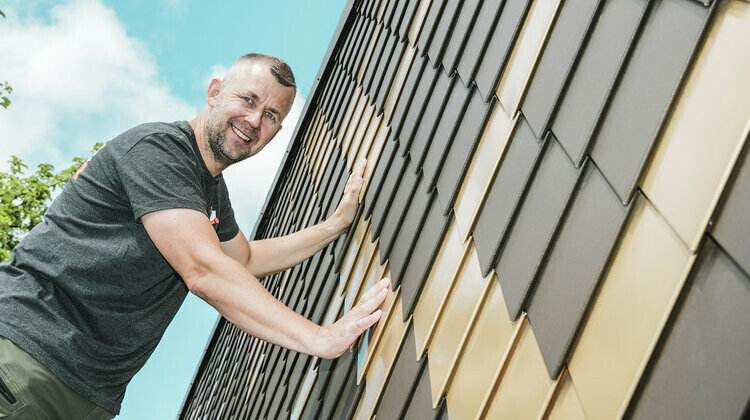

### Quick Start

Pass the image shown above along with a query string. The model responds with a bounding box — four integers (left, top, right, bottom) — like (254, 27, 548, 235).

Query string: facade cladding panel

(181, 0, 750, 418)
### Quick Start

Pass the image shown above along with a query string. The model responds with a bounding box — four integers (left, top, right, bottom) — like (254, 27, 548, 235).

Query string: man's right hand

(313, 277, 391, 359)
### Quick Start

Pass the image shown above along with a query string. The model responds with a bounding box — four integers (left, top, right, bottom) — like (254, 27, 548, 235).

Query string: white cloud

(204, 64, 229, 86)
(0, 1, 305, 236)
(222, 91, 306, 235)
(0, 0, 196, 171)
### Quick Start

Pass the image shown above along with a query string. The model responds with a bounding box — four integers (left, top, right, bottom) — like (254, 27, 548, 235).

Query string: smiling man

(0, 54, 389, 419)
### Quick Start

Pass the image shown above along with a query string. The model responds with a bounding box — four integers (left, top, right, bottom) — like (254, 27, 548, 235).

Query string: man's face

(205, 61, 295, 167)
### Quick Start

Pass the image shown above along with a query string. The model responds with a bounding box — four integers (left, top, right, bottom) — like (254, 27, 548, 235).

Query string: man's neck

(190, 108, 225, 178)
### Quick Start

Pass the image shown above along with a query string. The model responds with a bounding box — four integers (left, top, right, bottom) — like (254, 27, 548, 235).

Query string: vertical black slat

(417, 0, 448, 57)
(310, 258, 341, 325)
(426, 0, 464, 66)
(260, 349, 288, 418)
(375, 36, 407, 115)
(324, 161, 351, 221)
(421, 75, 472, 189)
(282, 353, 313, 415)
(369, 152, 411, 241)
(473, 0, 531, 101)
(456, 0, 505, 84)
(527, 159, 628, 378)
(627, 237, 750, 420)
(267, 381, 288, 420)
(550, 0, 648, 167)
(363, 137, 399, 219)
(435, 89, 493, 215)
(353, 18, 377, 79)
(328, 66, 348, 121)
(337, 14, 359, 67)
(344, 15, 368, 75)
(391, 53, 432, 145)
(408, 66, 453, 166)
(320, 66, 342, 118)
(402, 357, 444, 419)
(300, 248, 332, 317)
(326, 68, 349, 129)
(520, 0, 602, 138)
(300, 360, 327, 420)
(441, 0, 482, 74)
(371, 31, 399, 111)
(383, 0, 399, 29)
(386, 46, 420, 134)
(386, 175, 433, 287)
(319, 152, 347, 217)
(330, 362, 364, 420)
(367, 0, 380, 18)
(319, 350, 357, 418)
(317, 146, 342, 208)
(390, 0, 410, 39)
(399, 193, 451, 320)
(378, 162, 422, 263)
(589, 0, 714, 203)
(399, 0, 421, 41)
(364, 26, 390, 97)
(373, 323, 420, 419)
(303, 250, 334, 320)
(289, 169, 313, 229)
(472, 115, 544, 277)
(333, 77, 357, 136)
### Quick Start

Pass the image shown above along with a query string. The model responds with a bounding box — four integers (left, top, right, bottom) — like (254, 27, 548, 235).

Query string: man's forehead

(225, 61, 294, 115)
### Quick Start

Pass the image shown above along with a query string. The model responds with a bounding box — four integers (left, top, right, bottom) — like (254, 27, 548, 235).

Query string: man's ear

(206, 78, 222, 107)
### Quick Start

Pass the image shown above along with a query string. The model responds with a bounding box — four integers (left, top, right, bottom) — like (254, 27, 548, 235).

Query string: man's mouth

(231, 124, 252, 143)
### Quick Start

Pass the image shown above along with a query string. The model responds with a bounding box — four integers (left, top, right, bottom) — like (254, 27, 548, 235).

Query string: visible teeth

(231, 124, 250, 142)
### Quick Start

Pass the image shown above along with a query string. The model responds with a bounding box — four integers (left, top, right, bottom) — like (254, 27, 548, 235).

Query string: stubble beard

(206, 113, 257, 167)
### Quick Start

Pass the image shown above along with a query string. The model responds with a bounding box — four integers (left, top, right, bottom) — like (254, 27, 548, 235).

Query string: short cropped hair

(236, 53, 296, 91)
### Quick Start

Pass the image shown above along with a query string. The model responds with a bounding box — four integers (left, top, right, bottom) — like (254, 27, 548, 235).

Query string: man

(0, 54, 389, 419)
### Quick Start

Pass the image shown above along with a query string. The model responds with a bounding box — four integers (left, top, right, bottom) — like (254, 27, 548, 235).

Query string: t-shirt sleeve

(115, 134, 208, 222)
(216, 179, 240, 242)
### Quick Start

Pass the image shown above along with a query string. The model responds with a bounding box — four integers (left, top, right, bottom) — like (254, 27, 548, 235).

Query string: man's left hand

(330, 158, 366, 234)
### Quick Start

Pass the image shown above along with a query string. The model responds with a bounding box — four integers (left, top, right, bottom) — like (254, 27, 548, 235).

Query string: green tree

(1, 7, 11, 109)
(1, 6, 12, 108)
(0, 81, 10, 109)
(0, 143, 103, 261)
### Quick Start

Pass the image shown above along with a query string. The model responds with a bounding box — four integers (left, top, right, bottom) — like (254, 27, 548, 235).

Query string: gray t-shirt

(0, 121, 239, 414)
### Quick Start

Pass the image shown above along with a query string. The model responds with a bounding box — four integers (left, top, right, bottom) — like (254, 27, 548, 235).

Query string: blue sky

(0, 0, 345, 417)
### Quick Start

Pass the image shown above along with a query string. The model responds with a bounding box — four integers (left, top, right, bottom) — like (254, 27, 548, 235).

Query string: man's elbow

(181, 264, 212, 300)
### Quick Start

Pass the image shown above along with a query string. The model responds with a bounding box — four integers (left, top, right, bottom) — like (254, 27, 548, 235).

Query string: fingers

(353, 158, 367, 178)
(358, 287, 388, 316)
(359, 277, 390, 302)
(356, 309, 382, 330)
(345, 159, 366, 194)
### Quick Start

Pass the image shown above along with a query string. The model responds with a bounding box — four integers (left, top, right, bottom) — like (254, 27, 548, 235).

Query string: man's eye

(265, 112, 276, 121)
(243, 97, 254, 105)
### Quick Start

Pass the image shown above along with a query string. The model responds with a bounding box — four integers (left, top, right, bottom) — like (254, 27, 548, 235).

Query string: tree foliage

(0, 81, 11, 109)
(0, 6, 13, 108)
(0, 143, 103, 261)
(1, 7, 11, 109)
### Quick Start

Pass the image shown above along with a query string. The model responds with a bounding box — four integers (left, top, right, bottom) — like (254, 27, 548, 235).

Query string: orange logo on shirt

(209, 207, 219, 225)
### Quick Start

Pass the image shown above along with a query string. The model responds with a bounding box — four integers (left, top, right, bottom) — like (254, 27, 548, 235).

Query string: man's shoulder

(107, 121, 195, 157)
(116, 121, 193, 145)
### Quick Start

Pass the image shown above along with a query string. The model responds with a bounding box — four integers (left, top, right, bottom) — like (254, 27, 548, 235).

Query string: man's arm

(142, 206, 388, 359)
(221, 159, 367, 278)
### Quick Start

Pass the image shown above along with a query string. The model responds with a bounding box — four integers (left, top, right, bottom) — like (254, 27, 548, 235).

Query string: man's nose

(245, 110, 262, 129)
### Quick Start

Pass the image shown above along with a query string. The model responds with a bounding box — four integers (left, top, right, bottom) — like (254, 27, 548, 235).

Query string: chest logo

(209, 206, 219, 225)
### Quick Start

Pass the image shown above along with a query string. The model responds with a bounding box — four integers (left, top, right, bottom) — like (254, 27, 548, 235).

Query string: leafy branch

(1, 7, 11, 109)
(0, 143, 103, 261)
(1, 81, 12, 109)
